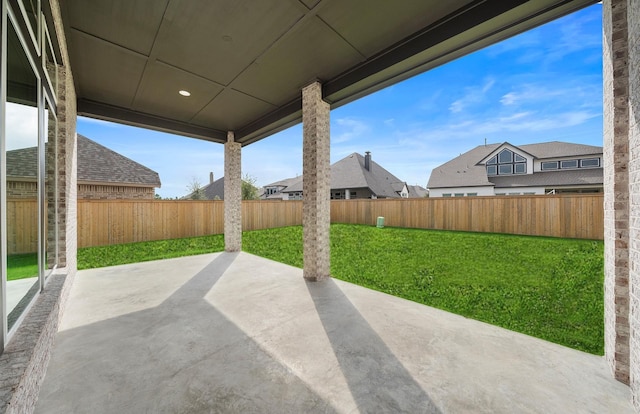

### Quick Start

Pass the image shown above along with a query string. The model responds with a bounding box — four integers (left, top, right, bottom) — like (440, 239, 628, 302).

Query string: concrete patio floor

(35, 252, 633, 413)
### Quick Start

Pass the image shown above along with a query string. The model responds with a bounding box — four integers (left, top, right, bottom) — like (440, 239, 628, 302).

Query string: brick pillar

(224, 131, 241, 252)
(603, 0, 630, 386)
(627, 0, 640, 409)
(302, 82, 330, 281)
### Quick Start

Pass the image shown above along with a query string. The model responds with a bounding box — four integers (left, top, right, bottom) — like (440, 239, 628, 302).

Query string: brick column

(603, 0, 630, 385)
(627, 0, 640, 409)
(302, 82, 330, 281)
(224, 131, 241, 252)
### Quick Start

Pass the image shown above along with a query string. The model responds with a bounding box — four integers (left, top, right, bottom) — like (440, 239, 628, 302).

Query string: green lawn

(77, 224, 604, 355)
(7, 253, 38, 281)
(78, 234, 226, 270)
(243, 224, 603, 355)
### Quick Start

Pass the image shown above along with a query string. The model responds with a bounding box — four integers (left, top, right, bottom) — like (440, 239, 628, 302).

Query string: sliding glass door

(1, 0, 59, 349)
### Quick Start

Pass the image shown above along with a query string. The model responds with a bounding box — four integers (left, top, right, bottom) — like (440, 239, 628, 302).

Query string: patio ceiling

(59, 0, 597, 146)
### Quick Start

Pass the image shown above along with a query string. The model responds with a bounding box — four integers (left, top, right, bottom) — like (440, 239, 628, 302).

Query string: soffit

(59, 0, 598, 145)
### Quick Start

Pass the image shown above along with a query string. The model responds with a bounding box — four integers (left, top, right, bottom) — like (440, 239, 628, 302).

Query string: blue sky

(78, 4, 603, 199)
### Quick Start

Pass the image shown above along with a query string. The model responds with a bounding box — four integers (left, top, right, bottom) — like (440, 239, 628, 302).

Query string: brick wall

(7, 182, 37, 199)
(224, 132, 242, 252)
(627, 0, 640, 410)
(302, 82, 331, 281)
(604, 0, 631, 385)
(78, 184, 155, 200)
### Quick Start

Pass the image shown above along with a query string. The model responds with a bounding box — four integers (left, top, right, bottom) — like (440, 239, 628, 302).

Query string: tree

(242, 174, 260, 200)
(187, 177, 205, 200)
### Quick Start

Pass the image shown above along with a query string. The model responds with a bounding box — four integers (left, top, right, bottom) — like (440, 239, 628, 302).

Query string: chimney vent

(365, 151, 371, 171)
(209, 172, 214, 184)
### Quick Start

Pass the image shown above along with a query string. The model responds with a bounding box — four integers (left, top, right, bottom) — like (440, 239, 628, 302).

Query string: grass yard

(243, 224, 603, 355)
(77, 224, 604, 355)
(78, 235, 225, 270)
(7, 253, 38, 281)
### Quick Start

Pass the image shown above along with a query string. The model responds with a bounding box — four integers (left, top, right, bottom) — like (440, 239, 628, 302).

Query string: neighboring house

(407, 184, 429, 198)
(265, 152, 411, 200)
(7, 134, 161, 200)
(185, 174, 225, 200)
(261, 177, 301, 200)
(427, 141, 603, 197)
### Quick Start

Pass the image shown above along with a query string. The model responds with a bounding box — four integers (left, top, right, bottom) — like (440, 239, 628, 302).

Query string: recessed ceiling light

(179, 90, 191, 97)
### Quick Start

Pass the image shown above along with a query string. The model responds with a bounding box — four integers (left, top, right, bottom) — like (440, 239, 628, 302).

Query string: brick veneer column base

(302, 82, 330, 281)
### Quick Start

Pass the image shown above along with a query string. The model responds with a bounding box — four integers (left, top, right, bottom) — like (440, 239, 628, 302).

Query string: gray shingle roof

(427, 144, 499, 189)
(203, 177, 225, 200)
(428, 141, 603, 189)
(183, 177, 225, 200)
(517, 141, 602, 159)
(408, 184, 428, 198)
(7, 135, 161, 188)
(77, 135, 161, 186)
(489, 168, 603, 188)
(264, 177, 301, 188)
(283, 152, 406, 198)
(6, 146, 37, 178)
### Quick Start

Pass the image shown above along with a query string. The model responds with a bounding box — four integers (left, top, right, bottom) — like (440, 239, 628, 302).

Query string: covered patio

(35, 253, 632, 413)
(3, 0, 640, 412)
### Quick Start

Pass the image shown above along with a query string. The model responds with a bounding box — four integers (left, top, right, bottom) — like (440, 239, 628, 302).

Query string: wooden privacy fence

(8, 199, 38, 254)
(331, 194, 604, 240)
(77, 199, 303, 248)
(71, 194, 603, 248)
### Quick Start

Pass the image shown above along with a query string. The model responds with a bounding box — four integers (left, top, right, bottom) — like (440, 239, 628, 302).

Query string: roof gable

(427, 141, 603, 189)
(478, 142, 535, 165)
(283, 152, 406, 197)
(7, 135, 161, 188)
(77, 135, 161, 187)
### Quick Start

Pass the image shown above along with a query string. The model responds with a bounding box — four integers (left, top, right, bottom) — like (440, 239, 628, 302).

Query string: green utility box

(376, 216, 385, 228)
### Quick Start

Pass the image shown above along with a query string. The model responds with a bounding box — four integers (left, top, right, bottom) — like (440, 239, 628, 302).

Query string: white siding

(494, 186, 546, 195)
(429, 186, 494, 197)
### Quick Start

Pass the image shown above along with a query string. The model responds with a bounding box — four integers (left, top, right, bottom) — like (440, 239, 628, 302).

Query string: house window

(467, 192, 478, 197)
(580, 158, 600, 168)
(499, 164, 512, 175)
(560, 160, 579, 169)
(442, 193, 452, 197)
(498, 149, 513, 163)
(454, 193, 464, 197)
(541, 161, 558, 170)
(486, 149, 526, 176)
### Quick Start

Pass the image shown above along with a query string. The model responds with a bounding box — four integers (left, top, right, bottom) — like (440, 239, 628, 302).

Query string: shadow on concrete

(307, 278, 442, 414)
(36, 253, 339, 414)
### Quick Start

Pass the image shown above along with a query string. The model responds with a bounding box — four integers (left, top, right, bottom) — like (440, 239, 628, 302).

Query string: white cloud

(500, 92, 518, 106)
(333, 118, 370, 143)
(499, 81, 601, 111)
(6, 102, 38, 150)
(449, 78, 496, 113)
